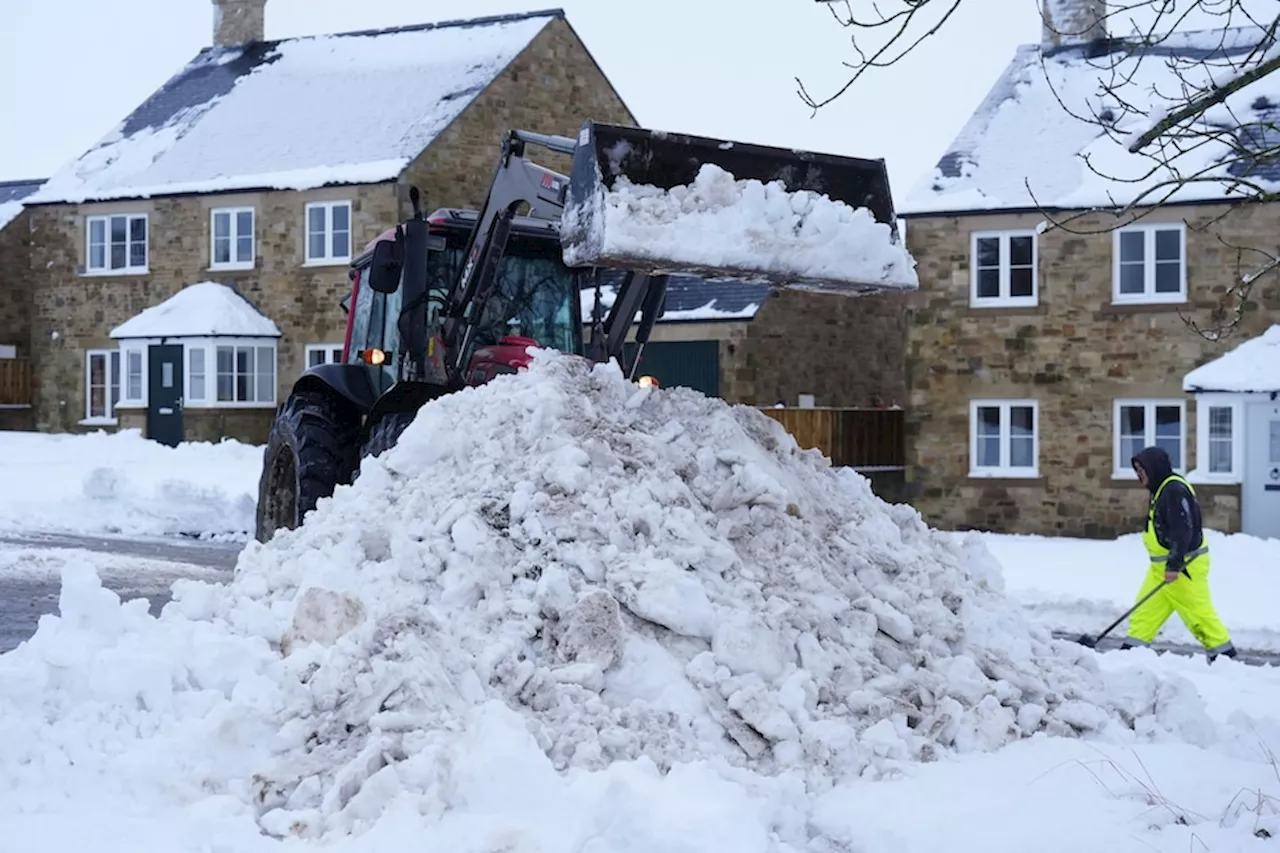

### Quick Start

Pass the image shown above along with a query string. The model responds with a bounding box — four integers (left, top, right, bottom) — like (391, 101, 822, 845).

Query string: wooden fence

(758, 407, 904, 470)
(0, 358, 32, 407)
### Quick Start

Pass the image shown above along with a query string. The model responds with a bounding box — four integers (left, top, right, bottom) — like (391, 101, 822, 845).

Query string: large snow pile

(0, 351, 1253, 850)
(0, 428, 260, 539)
(561, 163, 919, 293)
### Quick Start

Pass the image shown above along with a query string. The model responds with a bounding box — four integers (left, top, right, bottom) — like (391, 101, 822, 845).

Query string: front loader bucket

(559, 121, 917, 295)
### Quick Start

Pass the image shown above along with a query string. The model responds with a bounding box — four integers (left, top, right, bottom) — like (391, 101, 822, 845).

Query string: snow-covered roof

(1183, 325, 1280, 393)
(579, 273, 770, 323)
(26, 10, 560, 205)
(110, 281, 282, 339)
(0, 178, 44, 231)
(901, 25, 1280, 216)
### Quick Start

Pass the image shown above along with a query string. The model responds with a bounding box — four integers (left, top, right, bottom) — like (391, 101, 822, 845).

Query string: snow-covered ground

(0, 428, 261, 540)
(2, 352, 1280, 852)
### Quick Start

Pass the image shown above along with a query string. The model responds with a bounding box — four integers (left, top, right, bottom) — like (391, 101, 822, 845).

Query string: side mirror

(367, 237, 404, 294)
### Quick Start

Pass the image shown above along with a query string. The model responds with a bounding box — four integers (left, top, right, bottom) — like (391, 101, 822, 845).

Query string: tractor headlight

(637, 375, 659, 388)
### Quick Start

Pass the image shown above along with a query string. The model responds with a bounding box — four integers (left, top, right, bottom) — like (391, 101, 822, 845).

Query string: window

(1191, 397, 1242, 482)
(216, 344, 276, 404)
(121, 347, 144, 403)
(211, 207, 255, 269)
(305, 201, 352, 265)
(1114, 399, 1185, 476)
(84, 349, 121, 422)
(188, 347, 207, 402)
(970, 231, 1037, 307)
(86, 213, 148, 274)
(1113, 223, 1185, 304)
(969, 399, 1039, 477)
(306, 343, 345, 367)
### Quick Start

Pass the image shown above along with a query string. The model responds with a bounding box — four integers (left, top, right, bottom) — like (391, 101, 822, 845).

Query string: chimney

(1040, 0, 1107, 49)
(212, 0, 266, 48)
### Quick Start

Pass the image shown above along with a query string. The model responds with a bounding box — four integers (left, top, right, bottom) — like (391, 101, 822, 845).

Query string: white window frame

(304, 201, 352, 266)
(210, 206, 255, 270)
(212, 339, 278, 407)
(969, 230, 1038, 307)
(305, 343, 345, 368)
(85, 213, 148, 275)
(185, 342, 209, 405)
(83, 348, 121, 424)
(969, 399, 1040, 478)
(118, 344, 146, 406)
(1111, 222, 1187, 305)
(1191, 394, 1244, 484)
(1113, 398, 1187, 479)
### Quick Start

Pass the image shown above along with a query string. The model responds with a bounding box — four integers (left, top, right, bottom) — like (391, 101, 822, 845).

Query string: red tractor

(254, 121, 904, 542)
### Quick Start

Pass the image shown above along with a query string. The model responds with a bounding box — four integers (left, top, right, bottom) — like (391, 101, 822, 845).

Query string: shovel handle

(1090, 579, 1171, 645)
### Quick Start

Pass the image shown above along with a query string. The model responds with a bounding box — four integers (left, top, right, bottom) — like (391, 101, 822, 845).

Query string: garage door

(626, 340, 720, 397)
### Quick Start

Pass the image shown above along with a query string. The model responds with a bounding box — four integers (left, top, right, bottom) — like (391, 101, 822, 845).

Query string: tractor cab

(339, 207, 586, 399)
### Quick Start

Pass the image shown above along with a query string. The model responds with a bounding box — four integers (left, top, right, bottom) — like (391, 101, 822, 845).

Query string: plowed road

(0, 532, 241, 653)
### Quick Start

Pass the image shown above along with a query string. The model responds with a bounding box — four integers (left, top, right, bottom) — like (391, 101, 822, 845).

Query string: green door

(626, 340, 720, 397)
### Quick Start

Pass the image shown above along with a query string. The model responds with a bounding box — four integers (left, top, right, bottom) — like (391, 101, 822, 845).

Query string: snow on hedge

(562, 163, 919, 293)
(3, 350, 1276, 851)
(0, 429, 261, 539)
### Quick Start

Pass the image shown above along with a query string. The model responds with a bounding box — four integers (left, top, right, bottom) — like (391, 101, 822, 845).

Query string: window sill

(969, 298, 1038, 310)
(302, 258, 351, 269)
(968, 469, 1041, 480)
(1106, 296, 1186, 311)
(81, 268, 150, 277)
(1186, 469, 1241, 487)
(209, 263, 255, 273)
(78, 417, 118, 427)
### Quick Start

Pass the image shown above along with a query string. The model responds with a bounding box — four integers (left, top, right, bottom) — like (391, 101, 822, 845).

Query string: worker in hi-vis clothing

(1121, 445, 1237, 662)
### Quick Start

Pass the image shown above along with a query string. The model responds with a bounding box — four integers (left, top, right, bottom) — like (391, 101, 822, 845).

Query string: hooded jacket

(1131, 446, 1204, 570)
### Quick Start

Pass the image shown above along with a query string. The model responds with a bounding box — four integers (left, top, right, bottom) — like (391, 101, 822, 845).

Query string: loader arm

(406, 128, 662, 385)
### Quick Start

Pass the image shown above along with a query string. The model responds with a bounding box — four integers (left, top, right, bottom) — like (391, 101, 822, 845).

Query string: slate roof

(0, 178, 44, 231)
(901, 24, 1280, 216)
(27, 9, 566, 205)
(580, 272, 772, 323)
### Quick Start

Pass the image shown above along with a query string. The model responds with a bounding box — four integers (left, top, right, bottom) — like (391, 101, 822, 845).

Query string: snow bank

(2, 350, 1267, 851)
(1183, 324, 1280, 393)
(111, 281, 281, 339)
(562, 163, 919, 293)
(0, 429, 260, 539)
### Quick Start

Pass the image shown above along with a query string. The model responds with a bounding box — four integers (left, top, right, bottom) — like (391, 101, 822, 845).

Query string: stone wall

(25, 184, 399, 436)
(731, 289, 907, 407)
(0, 210, 32, 354)
(119, 407, 274, 445)
(903, 203, 1280, 538)
(396, 17, 637, 217)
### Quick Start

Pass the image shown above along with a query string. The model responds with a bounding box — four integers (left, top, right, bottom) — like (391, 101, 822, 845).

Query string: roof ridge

(257, 7, 564, 47)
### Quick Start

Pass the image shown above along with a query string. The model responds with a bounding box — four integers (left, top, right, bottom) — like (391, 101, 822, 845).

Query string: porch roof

(110, 281, 281, 340)
(1183, 325, 1280, 394)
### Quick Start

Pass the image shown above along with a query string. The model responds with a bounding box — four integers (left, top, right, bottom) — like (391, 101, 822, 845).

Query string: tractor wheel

(255, 389, 361, 543)
(359, 411, 416, 462)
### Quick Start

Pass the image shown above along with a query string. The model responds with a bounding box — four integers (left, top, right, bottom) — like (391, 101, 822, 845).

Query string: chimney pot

(213, 0, 266, 48)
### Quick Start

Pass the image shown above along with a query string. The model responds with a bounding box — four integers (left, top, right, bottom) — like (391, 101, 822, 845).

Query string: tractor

(254, 120, 905, 543)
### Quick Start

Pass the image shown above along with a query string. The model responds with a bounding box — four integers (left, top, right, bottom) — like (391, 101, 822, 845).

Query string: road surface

(0, 531, 242, 653)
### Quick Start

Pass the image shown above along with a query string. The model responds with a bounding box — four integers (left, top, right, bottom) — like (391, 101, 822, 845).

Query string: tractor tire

(255, 389, 361, 543)
(359, 411, 416, 462)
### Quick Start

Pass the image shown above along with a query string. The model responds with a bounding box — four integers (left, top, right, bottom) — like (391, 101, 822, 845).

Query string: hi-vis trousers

(1125, 553, 1233, 653)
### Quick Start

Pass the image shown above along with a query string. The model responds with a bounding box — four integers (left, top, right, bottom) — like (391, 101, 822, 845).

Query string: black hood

(1132, 445, 1174, 493)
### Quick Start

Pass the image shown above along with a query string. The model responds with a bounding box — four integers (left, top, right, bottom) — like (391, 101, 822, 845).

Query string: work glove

(1164, 559, 1189, 584)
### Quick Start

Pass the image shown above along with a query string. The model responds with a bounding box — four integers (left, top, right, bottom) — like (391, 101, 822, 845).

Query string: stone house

(896, 3, 1280, 539)
(0, 179, 42, 430)
(19, 3, 636, 444)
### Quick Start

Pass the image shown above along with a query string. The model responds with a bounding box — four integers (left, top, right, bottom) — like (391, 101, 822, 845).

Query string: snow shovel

(1076, 580, 1170, 648)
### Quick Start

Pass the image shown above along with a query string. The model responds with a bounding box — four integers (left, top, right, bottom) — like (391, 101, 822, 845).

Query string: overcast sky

(1, 0, 1229, 206)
